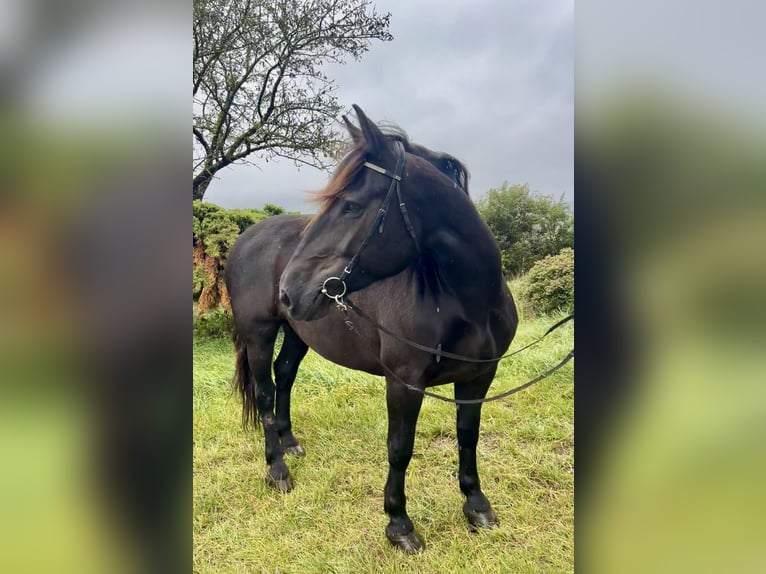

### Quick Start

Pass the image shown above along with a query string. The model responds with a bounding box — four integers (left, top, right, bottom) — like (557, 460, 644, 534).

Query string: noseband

(321, 141, 419, 310)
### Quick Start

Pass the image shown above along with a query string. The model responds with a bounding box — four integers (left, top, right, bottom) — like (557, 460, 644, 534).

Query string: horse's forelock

(306, 141, 366, 225)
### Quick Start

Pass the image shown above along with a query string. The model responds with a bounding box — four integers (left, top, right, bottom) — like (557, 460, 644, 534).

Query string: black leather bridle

(320, 141, 418, 312)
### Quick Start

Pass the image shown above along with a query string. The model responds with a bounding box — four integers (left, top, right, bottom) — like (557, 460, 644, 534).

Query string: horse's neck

(420, 197, 506, 316)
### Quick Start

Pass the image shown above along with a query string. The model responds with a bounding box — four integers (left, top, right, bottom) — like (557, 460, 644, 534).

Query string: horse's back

(225, 214, 308, 328)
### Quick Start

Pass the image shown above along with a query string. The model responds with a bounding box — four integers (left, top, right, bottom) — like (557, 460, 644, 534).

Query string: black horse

(225, 105, 518, 552)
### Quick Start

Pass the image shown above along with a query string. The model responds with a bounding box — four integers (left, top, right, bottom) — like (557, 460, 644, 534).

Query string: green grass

(193, 313, 573, 573)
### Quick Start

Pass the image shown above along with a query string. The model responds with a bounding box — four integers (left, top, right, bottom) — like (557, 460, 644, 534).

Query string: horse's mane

(379, 123, 470, 194)
(308, 123, 470, 219)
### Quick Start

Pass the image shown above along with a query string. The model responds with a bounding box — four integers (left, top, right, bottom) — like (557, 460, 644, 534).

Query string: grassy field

(193, 312, 573, 573)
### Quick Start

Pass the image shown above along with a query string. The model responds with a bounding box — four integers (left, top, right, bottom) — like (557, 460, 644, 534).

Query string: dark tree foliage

(263, 203, 286, 216)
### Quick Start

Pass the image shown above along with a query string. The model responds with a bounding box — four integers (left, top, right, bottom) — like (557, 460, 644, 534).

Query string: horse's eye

(342, 201, 363, 216)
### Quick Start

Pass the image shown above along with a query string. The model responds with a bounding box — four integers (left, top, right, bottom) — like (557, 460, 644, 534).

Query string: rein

(342, 299, 574, 405)
(377, 346, 573, 405)
(318, 141, 574, 405)
(346, 298, 572, 364)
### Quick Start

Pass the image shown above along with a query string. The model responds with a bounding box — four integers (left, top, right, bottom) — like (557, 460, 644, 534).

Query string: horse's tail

(232, 327, 260, 429)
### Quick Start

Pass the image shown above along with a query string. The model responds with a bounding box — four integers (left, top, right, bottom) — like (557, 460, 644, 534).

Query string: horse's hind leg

(455, 373, 499, 529)
(273, 323, 308, 456)
(245, 322, 293, 492)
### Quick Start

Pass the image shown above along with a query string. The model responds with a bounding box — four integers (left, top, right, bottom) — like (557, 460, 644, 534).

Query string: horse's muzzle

(278, 282, 329, 322)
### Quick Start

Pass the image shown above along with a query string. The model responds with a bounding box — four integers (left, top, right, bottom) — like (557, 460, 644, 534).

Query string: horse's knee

(387, 440, 414, 470)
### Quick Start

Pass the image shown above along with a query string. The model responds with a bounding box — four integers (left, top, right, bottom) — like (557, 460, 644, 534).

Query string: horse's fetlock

(262, 413, 276, 426)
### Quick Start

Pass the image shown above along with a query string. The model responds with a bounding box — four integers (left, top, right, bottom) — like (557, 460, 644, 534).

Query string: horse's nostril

(279, 288, 291, 308)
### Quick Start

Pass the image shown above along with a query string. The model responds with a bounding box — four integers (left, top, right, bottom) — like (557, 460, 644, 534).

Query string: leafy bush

(193, 200, 281, 312)
(193, 201, 269, 259)
(193, 308, 234, 339)
(476, 182, 573, 277)
(523, 248, 574, 315)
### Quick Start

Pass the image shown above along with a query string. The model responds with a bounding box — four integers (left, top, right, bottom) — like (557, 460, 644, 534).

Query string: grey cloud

(204, 0, 573, 212)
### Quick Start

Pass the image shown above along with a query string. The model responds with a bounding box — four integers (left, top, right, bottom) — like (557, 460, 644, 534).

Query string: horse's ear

(342, 114, 363, 144)
(352, 104, 387, 156)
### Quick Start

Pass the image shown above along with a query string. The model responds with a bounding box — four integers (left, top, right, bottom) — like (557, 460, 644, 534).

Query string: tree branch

(192, 0, 392, 200)
(193, 126, 211, 155)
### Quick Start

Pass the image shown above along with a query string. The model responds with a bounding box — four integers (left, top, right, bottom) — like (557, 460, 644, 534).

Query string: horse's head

(279, 105, 431, 321)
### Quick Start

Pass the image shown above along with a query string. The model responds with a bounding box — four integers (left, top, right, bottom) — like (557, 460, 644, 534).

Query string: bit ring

(321, 276, 347, 299)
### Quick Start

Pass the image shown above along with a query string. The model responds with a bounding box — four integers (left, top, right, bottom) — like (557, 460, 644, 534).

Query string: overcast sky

(204, 0, 574, 213)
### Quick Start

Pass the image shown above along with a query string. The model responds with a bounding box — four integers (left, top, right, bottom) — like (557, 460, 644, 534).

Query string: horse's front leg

(383, 376, 425, 553)
(273, 324, 308, 457)
(455, 373, 499, 529)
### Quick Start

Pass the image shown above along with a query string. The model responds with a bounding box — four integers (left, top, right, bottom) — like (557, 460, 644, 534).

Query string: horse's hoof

(283, 444, 305, 457)
(464, 507, 499, 530)
(386, 529, 425, 553)
(265, 473, 293, 493)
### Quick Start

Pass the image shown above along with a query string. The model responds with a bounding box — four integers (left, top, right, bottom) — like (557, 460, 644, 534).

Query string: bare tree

(193, 0, 392, 200)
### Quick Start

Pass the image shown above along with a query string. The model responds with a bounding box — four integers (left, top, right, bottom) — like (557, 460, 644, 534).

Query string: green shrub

(523, 248, 574, 315)
(193, 200, 283, 310)
(193, 201, 271, 259)
(193, 308, 234, 339)
(476, 182, 573, 277)
(228, 208, 270, 234)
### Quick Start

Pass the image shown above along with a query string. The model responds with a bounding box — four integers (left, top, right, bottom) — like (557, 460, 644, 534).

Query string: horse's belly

(289, 316, 385, 376)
